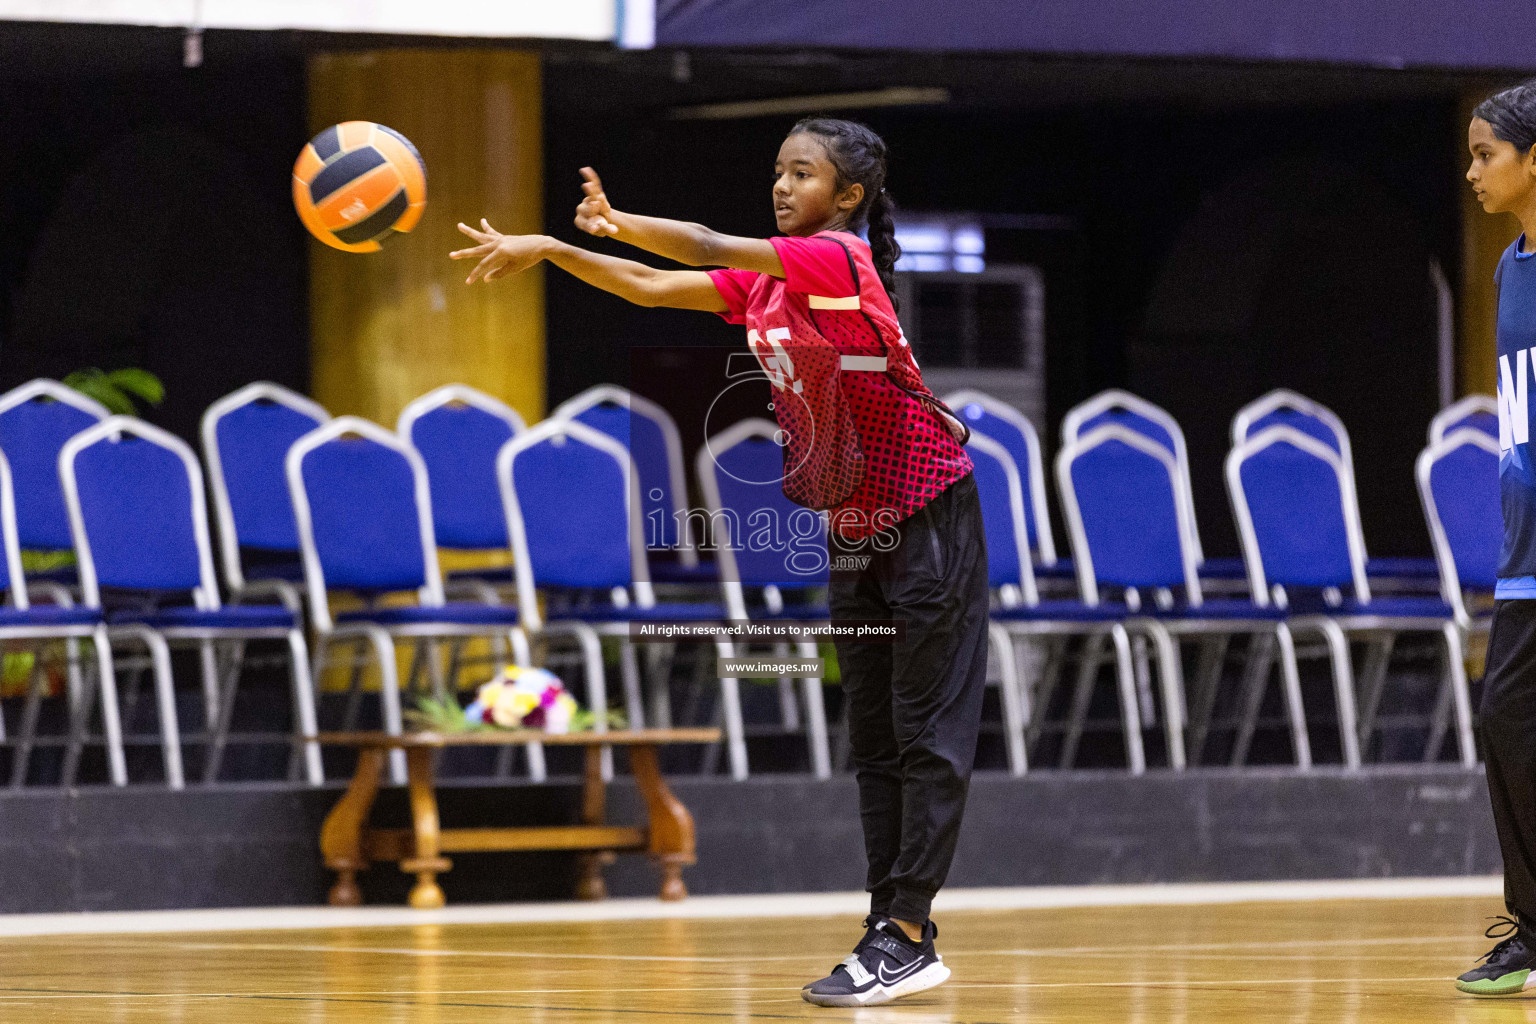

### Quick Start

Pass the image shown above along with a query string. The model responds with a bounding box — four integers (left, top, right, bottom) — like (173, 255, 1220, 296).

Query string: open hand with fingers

(450, 219, 550, 284)
(575, 167, 621, 237)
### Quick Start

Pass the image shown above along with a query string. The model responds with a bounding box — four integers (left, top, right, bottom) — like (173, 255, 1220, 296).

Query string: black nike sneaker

(1457, 916, 1536, 995)
(802, 915, 950, 1007)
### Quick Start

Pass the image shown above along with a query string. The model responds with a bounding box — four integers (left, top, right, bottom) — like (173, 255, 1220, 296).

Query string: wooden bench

(316, 728, 722, 908)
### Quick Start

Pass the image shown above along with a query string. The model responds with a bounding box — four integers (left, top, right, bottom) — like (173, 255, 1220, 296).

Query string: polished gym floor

(0, 881, 1523, 1022)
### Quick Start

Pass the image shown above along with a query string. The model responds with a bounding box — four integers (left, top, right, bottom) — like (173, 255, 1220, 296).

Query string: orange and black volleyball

(292, 121, 426, 252)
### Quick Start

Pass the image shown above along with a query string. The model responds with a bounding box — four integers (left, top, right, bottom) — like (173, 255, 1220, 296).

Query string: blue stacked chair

(396, 385, 531, 753)
(61, 417, 322, 789)
(552, 385, 716, 586)
(498, 417, 746, 779)
(1428, 394, 1498, 444)
(0, 379, 110, 590)
(1058, 423, 1313, 769)
(1415, 426, 1497, 764)
(286, 416, 530, 785)
(1063, 389, 1248, 585)
(1226, 425, 1473, 768)
(397, 383, 526, 597)
(942, 390, 1063, 575)
(201, 382, 330, 609)
(1232, 389, 1440, 591)
(695, 418, 834, 778)
(968, 431, 1140, 774)
(0, 447, 122, 787)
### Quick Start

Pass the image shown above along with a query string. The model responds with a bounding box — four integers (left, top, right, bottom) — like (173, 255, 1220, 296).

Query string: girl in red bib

(453, 118, 990, 1008)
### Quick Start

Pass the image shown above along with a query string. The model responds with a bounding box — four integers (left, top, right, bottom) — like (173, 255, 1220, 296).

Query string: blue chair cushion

(240, 557, 307, 583)
(337, 603, 521, 626)
(993, 600, 1125, 622)
(0, 606, 102, 627)
(750, 603, 831, 620)
(1156, 599, 1285, 620)
(1033, 559, 1077, 580)
(447, 566, 518, 584)
(1365, 557, 1441, 580)
(1322, 596, 1454, 620)
(110, 605, 298, 629)
(26, 566, 80, 586)
(647, 560, 721, 585)
(554, 602, 727, 623)
(1197, 557, 1250, 581)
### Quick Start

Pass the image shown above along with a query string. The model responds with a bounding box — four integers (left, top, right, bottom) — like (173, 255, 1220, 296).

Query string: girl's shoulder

(813, 229, 871, 252)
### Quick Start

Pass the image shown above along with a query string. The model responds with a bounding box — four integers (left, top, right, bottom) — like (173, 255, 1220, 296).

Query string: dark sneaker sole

(1457, 969, 1533, 996)
(802, 962, 951, 1007)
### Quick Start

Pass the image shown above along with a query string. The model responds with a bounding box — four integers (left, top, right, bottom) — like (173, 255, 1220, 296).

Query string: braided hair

(1475, 78, 1536, 155)
(789, 117, 903, 308)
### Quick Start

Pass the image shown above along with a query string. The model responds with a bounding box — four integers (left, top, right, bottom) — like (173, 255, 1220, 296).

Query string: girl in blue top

(1457, 77, 1536, 997)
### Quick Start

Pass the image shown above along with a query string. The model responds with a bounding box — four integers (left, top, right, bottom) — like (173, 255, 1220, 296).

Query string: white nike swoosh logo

(877, 959, 925, 985)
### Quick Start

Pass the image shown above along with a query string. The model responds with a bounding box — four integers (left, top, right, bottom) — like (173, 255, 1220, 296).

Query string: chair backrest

(1417, 427, 1500, 622)
(696, 419, 829, 617)
(0, 379, 110, 551)
(286, 417, 444, 632)
(1057, 423, 1201, 606)
(0, 451, 30, 607)
(201, 382, 331, 589)
(1428, 394, 1498, 445)
(498, 418, 650, 629)
(1231, 388, 1351, 456)
(944, 389, 1057, 565)
(1061, 389, 1204, 562)
(551, 384, 695, 565)
(1226, 425, 1370, 605)
(397, 384, 526, 550)
(60, 417, 221, 609)
(964, 430, 1039, 605)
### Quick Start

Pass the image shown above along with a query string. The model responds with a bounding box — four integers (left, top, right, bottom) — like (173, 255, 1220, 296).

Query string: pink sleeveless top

(710, 231, 972, 540)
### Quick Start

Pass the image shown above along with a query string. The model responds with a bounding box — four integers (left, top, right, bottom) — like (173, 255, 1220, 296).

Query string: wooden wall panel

(306, 49, 544, 427)
(1459, 87, 1522, 397)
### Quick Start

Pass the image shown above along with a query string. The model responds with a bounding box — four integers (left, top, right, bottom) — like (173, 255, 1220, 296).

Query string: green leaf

(104, 368, 164, 405)
(19, 550, 75, 573)
(61, 368, 105, 392)
(79, 381, 135, 415)
(63, 367, 165, 416)
(569, 707, 628, 732)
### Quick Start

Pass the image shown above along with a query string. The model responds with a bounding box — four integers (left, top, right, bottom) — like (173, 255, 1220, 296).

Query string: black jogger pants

(1481, 599, 1536, 932)
(828, 473, 991, 926)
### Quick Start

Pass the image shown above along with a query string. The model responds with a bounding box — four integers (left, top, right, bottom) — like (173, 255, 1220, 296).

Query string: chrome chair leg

(1109, 625, 1146, 775)
(1274, 624, 1313, 769)
(796, 638, 831, 779)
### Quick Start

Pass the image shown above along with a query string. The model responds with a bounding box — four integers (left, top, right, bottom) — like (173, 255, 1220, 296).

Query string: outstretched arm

(574, 168, 786, 277)
(450, 220, 727, 312)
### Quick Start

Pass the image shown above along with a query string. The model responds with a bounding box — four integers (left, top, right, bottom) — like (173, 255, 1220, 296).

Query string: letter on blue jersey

(1500, 347, 1531, 450)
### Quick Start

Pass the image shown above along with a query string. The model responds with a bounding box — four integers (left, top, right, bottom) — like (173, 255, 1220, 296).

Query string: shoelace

(828, 916, 887, 976)
(1480, 916, 1524, 965)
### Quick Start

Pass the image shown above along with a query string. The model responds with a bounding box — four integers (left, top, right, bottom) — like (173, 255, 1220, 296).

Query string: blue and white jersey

(1495, 235, 1536, 597)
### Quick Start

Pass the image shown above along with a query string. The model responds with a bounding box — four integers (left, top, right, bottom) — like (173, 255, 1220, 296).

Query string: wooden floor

(0, 894, 1527, 1022)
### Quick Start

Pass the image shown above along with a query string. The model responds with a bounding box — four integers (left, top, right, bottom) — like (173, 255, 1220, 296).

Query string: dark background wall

(0, 23, 309, 442)
(0, 24, 1486, 558)
(544, 51, 1466, 556)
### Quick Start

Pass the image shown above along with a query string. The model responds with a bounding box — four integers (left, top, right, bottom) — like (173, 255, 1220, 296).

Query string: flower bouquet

(405, 665, 621, 734)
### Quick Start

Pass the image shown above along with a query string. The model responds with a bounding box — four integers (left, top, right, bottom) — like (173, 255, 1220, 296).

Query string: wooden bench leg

(575, 744, 610, 901)
(320, 747, 385, 906)
(401, 746, 452, 909)
(630, 743, 696, 901)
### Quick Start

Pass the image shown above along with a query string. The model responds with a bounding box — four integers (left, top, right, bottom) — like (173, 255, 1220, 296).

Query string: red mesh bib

(737, 233, 973, 538)
(748, 329, 864, 510)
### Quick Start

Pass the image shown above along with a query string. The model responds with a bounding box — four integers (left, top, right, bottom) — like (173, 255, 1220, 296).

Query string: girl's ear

(838, 182, 865, 211)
